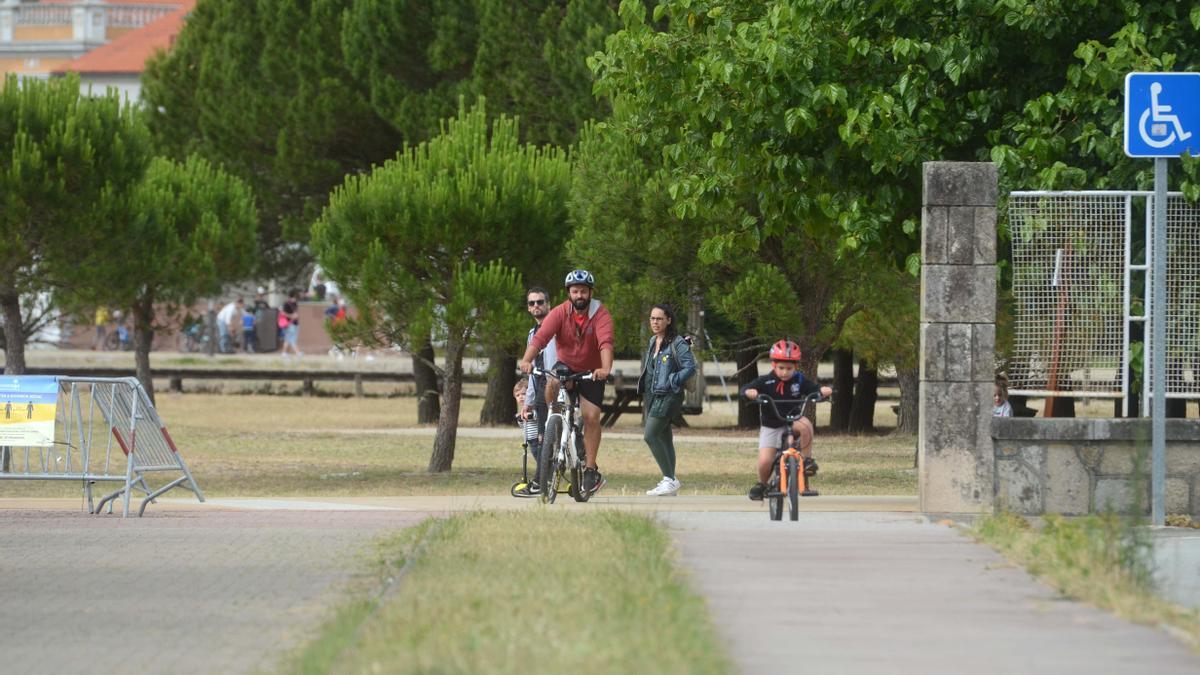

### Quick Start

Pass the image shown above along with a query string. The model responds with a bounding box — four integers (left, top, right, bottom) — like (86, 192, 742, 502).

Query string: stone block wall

(993, 418, 1200, 516)
(919, 162, 998, 513)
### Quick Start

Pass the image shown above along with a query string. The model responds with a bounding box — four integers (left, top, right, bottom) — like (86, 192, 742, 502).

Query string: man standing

(216, 297, 245, 354)
(514, 287, 556, 497)
(519, 270, 614, 496)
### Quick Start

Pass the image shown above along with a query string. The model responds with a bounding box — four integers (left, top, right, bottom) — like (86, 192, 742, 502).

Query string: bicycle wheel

(786, 456, 800, 521)
(768, 467, 783, 521)
(539, 416, 562, 504)
(103, 331, 119, 351)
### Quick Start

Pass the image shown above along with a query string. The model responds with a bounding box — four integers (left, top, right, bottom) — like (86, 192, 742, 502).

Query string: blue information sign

(0, 375, 59, 446)
(1125, 72, 1200, 158)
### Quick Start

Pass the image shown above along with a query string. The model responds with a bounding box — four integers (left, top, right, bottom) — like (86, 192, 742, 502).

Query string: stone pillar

(919, 162, 997, 514)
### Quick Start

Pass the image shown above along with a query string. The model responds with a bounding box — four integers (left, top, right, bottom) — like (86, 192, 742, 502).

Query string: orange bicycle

(757, 393, 825, 521)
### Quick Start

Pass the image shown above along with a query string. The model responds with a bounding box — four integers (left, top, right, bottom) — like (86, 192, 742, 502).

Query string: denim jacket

(637, 335, 697, 396)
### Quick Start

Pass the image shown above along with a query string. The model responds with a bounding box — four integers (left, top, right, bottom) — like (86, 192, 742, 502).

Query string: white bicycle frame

(535, 368, 589, 476)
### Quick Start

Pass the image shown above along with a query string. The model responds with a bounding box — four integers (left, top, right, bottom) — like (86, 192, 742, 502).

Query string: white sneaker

(646, 476, 679, 497)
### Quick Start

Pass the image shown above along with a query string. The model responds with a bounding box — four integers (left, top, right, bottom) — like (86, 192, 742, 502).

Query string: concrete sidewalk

(664, 511, 1200, 675)
(0, 509, 428, 675)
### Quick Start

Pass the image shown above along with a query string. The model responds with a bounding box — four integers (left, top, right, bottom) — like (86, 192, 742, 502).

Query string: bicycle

(757, 393, 826, 521)
(532, 365, 604, 504)
(103, 322, 133, 351)
(176, 321, 209, 353)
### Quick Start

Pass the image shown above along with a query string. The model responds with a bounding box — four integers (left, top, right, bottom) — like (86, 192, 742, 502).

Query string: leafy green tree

(82, 156, 258, 402)
(471, 0, 621, 146)
(0, 74, 151, 374)
(590, 0, 1200, 379)
(312, 101, 571, 472)
(142, 0, 400, 275)
(989, 2, 1200, 193)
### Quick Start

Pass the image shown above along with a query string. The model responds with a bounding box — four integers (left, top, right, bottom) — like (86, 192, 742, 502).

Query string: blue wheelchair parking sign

(1125, 72, 1200, 158)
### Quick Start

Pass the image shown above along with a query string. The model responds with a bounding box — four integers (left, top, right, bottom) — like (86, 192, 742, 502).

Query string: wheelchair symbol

(1139, 82, 1193, 149)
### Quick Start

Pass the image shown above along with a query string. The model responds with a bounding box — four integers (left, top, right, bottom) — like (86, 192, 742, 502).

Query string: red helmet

(769, 339, 802, 362)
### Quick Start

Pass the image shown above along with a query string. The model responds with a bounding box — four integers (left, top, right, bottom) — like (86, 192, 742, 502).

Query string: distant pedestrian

(253, 286, 270, 311)
(91, 307, 109, 351)
(242, 309, 257, 353)
(280, 290, 302, 358)
(216, 297, 245, 353)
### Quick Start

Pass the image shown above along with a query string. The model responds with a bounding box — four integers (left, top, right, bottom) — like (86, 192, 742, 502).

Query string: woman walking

(637, 304, 696, 496)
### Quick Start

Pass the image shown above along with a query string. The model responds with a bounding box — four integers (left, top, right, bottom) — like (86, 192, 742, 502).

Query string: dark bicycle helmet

(769, 339, 802, 362)
(563, 269, 595, 288)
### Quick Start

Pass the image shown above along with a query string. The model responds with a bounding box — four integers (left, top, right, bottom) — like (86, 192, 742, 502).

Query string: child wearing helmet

(742, 339, 832, 501)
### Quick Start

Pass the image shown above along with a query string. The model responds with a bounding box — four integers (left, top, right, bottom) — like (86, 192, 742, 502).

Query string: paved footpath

(0, 508, 428, 675)
(663, 511, 1200, 675)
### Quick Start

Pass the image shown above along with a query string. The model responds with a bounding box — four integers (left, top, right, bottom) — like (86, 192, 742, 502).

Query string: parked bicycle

(533, 365, 607, 504)
(757, 393, 826, 521)
(103, 320, 133, 351)
(176, 320, 210, 353)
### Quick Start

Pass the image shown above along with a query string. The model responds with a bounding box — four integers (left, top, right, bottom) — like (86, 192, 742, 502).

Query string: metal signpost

(1124, 72, 1200, 526)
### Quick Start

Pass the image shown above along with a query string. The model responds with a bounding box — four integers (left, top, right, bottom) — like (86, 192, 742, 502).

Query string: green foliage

(472, 0, 621, 146)
(339, 0, 474, 141)
(313, 99, 569, 354)
(0, 74, 151, 369)
(97, 155, 258, 312)
(835, 267, 919, 370)
(567, 118, 717, 351)
(0, 74, 151, 293)
(145, 0, 621, 283)
(988, 1, 1200, 194)
(312, 100, 569, 469)
(142, 0, 401, 273)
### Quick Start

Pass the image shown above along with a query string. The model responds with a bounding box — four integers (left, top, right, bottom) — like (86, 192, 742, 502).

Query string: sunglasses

(527, 299, 546, 306)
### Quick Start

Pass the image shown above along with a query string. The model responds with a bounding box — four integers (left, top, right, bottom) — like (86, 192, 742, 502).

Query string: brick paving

(0, 509, 429, 675)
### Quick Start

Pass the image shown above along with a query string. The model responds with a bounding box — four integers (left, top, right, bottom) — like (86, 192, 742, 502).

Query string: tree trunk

(413, 336, 440, 424)
(895, 367, 919, 434)
(428, 335, 465, 473)
(848, 359, 878, 433)
(1, 289, 26, 375)
(479, 350, 517, 425)
(133, 298, 156, 405)
(829, 349, 854, 432)
(735, 337, 760, 428)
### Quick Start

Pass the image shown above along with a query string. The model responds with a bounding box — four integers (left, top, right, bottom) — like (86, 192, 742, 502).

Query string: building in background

(0, 0, 191, 102)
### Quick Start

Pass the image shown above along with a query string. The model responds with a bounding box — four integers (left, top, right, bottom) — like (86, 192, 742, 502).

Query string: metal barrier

(0, 376, 203, 517)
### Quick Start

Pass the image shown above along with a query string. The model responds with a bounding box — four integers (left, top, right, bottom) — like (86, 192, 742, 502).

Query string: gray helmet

(563, 269, 595, 289)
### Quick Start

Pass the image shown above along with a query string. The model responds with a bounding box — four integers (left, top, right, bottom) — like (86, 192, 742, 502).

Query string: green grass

(973, 512, 1200, 649)
(281, 510, 733, 675)
(0, 393, 916, 498)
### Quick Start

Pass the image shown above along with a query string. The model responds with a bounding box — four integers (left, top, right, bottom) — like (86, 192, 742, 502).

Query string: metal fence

(1008, 191, 1200, 414)
(0, 376, 203, 517)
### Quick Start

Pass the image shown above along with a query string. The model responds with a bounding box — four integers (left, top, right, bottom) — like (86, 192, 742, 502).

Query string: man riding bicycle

(743, 339, 832, 501)
(519, 269, 614, 496)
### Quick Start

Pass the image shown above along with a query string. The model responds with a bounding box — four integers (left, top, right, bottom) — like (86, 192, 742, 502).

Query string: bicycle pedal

(801, 490, 820, 497)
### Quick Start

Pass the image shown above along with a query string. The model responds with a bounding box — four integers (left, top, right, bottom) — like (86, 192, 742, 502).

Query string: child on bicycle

(742, 339, 832, 501)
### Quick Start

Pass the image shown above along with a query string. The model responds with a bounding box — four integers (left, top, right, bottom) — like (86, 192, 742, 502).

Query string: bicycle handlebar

(530, 367, 610, 384)
(755, 393, 828, 421)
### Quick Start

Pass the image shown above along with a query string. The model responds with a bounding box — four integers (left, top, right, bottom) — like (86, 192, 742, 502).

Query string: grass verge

(1, 393, 916, 498)
(973, 512, 1200, 648)
(281, 510, 732, 675)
